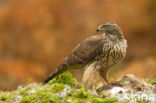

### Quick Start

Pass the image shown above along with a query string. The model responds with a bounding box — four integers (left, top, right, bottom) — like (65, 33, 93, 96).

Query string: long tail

(43, 61, 69, 84)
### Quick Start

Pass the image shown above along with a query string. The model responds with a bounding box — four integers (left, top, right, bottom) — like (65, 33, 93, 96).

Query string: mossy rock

(0, 72, 118, 103)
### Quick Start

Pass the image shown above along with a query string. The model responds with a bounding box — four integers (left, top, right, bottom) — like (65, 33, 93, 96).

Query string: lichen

(1, 72, 154, 103)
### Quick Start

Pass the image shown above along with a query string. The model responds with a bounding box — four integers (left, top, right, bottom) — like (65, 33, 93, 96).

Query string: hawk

(43, 23, 127, 88)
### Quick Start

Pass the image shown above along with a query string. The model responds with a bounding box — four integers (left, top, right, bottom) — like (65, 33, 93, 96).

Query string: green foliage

(19, 87, 32, 95)
(0, 95, 10, 101)
(49, 84, 66, 93)
(1, 72, 155, 103)
(91, 98, 117, 103)
(144, 78, 156, 86)
(71, 87, 90, 98)
(151, 79, 156, 86)
(152, 81, 156, 86)
(49, 72, 76, 85)
(76, 88, 89, 98)
(137, 100, 148, 103)
(20, 95, 36, 103)
(144, 78, 152, 83)
(120, 79, 126, 83)
(0, 72, 119, 103)
(20, 90, 57, 103)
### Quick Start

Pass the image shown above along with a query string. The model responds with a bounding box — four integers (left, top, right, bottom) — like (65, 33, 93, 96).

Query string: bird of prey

(43, 23, 127, 88)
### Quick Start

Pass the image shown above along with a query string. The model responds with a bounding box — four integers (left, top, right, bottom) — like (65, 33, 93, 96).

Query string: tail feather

(43, 61, 68, 84)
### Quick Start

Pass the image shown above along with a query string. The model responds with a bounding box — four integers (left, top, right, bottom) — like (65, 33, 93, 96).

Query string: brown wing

(66, 34, 105, 65)
(43, 34, 106, 84)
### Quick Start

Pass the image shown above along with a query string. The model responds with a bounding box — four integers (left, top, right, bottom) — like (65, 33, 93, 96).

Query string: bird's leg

(82, 67, 97, 89)
(99, 68, 109, 85)
(103, 75, 109, 84)
(81, 63, 102, 90)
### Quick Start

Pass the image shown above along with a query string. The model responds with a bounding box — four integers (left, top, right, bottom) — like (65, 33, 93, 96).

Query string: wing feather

(67, 35, 105, 65)
(43, 34, 106, 84)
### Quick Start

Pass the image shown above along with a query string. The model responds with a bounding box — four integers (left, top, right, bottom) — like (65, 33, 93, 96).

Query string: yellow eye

(105, 25, 109, 28)
(102, 25, 109, 29)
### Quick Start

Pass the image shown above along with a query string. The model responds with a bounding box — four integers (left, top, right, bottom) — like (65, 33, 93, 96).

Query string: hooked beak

(96, 25, 102, 32)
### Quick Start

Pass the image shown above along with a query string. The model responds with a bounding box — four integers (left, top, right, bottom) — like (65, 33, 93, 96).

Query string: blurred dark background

(0, 0, 155, 90)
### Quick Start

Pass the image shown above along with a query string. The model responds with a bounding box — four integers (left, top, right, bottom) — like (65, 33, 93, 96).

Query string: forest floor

(0, 72, 156, 103)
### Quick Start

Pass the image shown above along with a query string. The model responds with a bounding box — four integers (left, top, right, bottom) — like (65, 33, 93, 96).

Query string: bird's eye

(106, 25, 109, 28)
(103, 25, 109, 29)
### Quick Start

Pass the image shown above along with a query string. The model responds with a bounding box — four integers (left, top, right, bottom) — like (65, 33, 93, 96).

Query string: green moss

(120, 79, 126, 83)
(37, 94, 57, 103)
(0, 72, 119, 103)
(0, 95, 10, 101)
(151, 79, 156, 86)
(20, 95, 36, 103)
(20, 92, 58, 103)
(74, 88, 90, 98)
(137, 100, 148, 103)
(144, 78, 151, 83)
(67, 87, 90, 98)
(91, 98, 118, 103)
(20, 87, 59, 103)
(49, 72, 76, 85)
(143, 78, 156, 86)
(152, 81, 156, 86)
(49, 84, 66, 93)
(19, 87, 32, 95)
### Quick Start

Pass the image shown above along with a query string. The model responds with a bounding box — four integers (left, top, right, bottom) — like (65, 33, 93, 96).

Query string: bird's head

(96, 23, 124, 41)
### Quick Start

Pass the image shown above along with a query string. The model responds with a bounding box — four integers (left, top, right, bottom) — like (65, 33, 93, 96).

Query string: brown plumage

(43, 23, 127, 89)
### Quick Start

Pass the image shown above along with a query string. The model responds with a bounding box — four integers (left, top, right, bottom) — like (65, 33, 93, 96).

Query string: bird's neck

(105, 32, 124, 42)
(102, 32, 127, 48)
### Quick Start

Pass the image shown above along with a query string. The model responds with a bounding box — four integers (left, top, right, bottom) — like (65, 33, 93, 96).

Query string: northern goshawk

(43, 23, 127, 88)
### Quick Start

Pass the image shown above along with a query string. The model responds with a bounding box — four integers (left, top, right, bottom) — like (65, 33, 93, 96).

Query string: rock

(98, 74, 156, 103)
